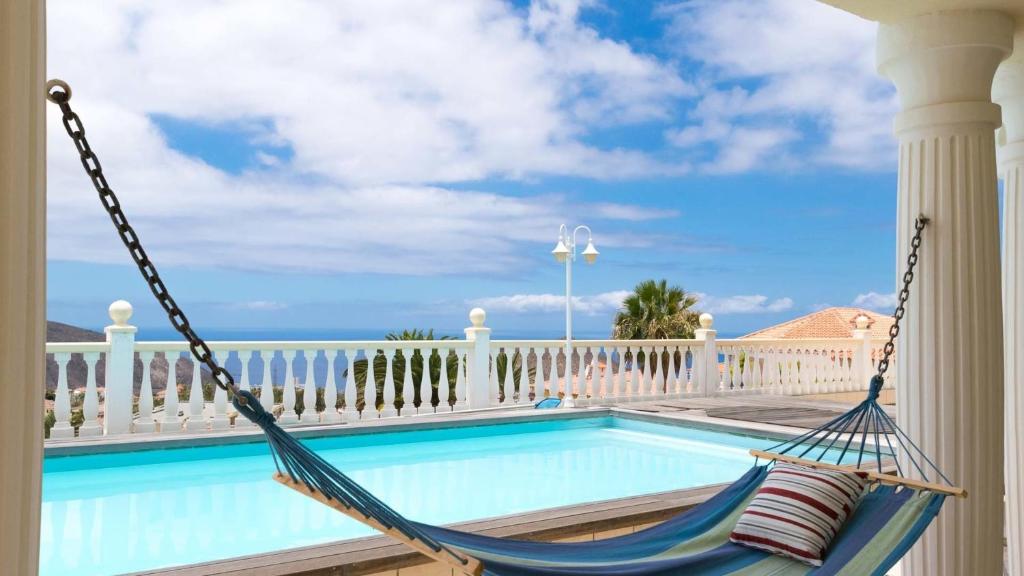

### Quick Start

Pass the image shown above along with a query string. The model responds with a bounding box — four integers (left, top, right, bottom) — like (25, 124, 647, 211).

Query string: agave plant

(345, 329, 459, 411)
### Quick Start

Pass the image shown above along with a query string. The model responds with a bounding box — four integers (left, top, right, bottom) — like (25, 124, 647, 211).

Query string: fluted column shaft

(0, 0, 45, 572)
(877, 11, 1012, 576)
(996, 29, 1024, 576)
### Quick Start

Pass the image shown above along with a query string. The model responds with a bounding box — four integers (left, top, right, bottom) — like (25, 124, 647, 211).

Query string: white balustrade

(43, 304, 896, 440)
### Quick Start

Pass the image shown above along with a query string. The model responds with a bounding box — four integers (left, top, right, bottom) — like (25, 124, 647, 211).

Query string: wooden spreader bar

(749, 449, 968, 499)
(273, 473, 485, 576)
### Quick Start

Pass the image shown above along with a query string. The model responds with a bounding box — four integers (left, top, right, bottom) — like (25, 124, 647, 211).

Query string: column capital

(878, 10, 1013, 133)
(995, 30, 1024, 170)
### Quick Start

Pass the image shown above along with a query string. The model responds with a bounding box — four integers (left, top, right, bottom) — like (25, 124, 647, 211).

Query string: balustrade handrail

(130, 340, 472, 352)
(45, 342, 110, 353)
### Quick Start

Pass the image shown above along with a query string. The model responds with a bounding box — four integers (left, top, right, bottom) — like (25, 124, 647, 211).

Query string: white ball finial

(108, 300, 133, 326)
(469, 307, 486, 327)
(855, 314, 871, 330)
(699, 313, 713, 329)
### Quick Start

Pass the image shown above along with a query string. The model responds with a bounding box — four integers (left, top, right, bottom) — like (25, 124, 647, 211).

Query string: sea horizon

(65, 325, 746, 342)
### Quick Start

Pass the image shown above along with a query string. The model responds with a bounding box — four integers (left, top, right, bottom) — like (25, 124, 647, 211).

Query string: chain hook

(46, 78, 71, 103)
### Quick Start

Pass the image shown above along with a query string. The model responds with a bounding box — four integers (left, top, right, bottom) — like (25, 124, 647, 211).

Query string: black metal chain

(46, 79, 240, 400)
(874, 215, 928, 379)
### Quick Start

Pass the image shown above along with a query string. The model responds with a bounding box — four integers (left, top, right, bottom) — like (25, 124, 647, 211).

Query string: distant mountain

(47, 321, 105, 343)
(46, 321, 212, 394)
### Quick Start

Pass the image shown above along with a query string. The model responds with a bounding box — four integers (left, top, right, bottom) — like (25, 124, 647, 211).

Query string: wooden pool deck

(613, 394, 896, 430)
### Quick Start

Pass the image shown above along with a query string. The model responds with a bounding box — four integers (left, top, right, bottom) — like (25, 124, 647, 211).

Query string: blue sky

(45, 0, 900, 339)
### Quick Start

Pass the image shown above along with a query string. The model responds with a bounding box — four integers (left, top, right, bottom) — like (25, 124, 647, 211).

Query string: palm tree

(612, 279, 701, 377)
(612, 279, 701, 340)
(346, 329, 458, 412)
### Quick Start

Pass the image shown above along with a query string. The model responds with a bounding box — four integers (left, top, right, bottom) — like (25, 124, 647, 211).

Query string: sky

(45, 0, 903, 339)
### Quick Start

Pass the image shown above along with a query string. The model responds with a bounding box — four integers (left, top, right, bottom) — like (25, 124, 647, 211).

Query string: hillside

(46, 321, 211, 393)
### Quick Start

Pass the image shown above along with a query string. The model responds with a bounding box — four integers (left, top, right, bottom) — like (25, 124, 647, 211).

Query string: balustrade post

(234, 350, 253, 429)
(103, 300, 137, 435)
(464, 308, 491, 410)
(694, 313, 717, 397)
(323, 350, 341, 423)
(852, 315, 873, 391)
(136, 352, 156, 433)
(211, 352, 230, 430)
(50, 353, 74, 438)
(185, 356, 207, 432)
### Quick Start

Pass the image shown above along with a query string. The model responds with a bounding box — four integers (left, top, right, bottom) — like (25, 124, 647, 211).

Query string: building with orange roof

(739, 307, 893, 340)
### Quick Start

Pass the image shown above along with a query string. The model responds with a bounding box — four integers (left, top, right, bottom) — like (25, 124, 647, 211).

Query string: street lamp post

(551, 224, 598, 407)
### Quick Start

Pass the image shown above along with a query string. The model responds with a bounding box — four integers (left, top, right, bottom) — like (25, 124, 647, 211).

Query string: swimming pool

(42, 414, 820, 575)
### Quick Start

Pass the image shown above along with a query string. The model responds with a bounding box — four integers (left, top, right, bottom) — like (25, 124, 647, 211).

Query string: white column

(0, 8, 45, 575)
(694, 313, 716, 397)
(995, 30, 1024, 576)
(103, 300, 137, 435)
(464, 308, 491, 410)
(877, 12, 1012, 575)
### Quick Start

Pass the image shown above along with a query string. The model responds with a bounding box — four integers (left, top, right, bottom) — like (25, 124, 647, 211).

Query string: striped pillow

(729, 462, 869, 566)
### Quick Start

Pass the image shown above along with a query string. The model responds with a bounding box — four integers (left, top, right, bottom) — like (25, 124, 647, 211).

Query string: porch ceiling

(820, 0, 1024, 21)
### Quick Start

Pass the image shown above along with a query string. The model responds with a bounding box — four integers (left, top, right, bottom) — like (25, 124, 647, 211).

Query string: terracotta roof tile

(739, 307, 893, 340)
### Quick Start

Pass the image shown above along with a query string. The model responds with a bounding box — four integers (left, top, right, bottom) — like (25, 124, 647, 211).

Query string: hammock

(46, 79, 965, 576)
(232, 371, 960, 576)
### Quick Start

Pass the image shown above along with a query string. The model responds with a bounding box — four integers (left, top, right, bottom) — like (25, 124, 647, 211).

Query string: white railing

(43, 302, 893, 439)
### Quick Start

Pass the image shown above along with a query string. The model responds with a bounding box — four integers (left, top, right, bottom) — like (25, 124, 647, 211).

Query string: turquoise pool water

(42, 416, 805, 575)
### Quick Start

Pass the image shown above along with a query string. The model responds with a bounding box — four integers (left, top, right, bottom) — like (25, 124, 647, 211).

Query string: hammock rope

(47, 79, 964, 576)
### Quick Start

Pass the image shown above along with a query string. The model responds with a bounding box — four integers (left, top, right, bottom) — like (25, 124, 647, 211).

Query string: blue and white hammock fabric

(234, 374, 956, 576)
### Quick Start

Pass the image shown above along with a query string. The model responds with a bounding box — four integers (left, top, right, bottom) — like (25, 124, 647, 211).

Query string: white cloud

(469, 290, 630, 315)
(46, 0, 688, 275)
(50, 0, 687, 185)
(695, 293, 794, 314)
(852, 291, 897, 310)
(660, 0, 896, 173)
